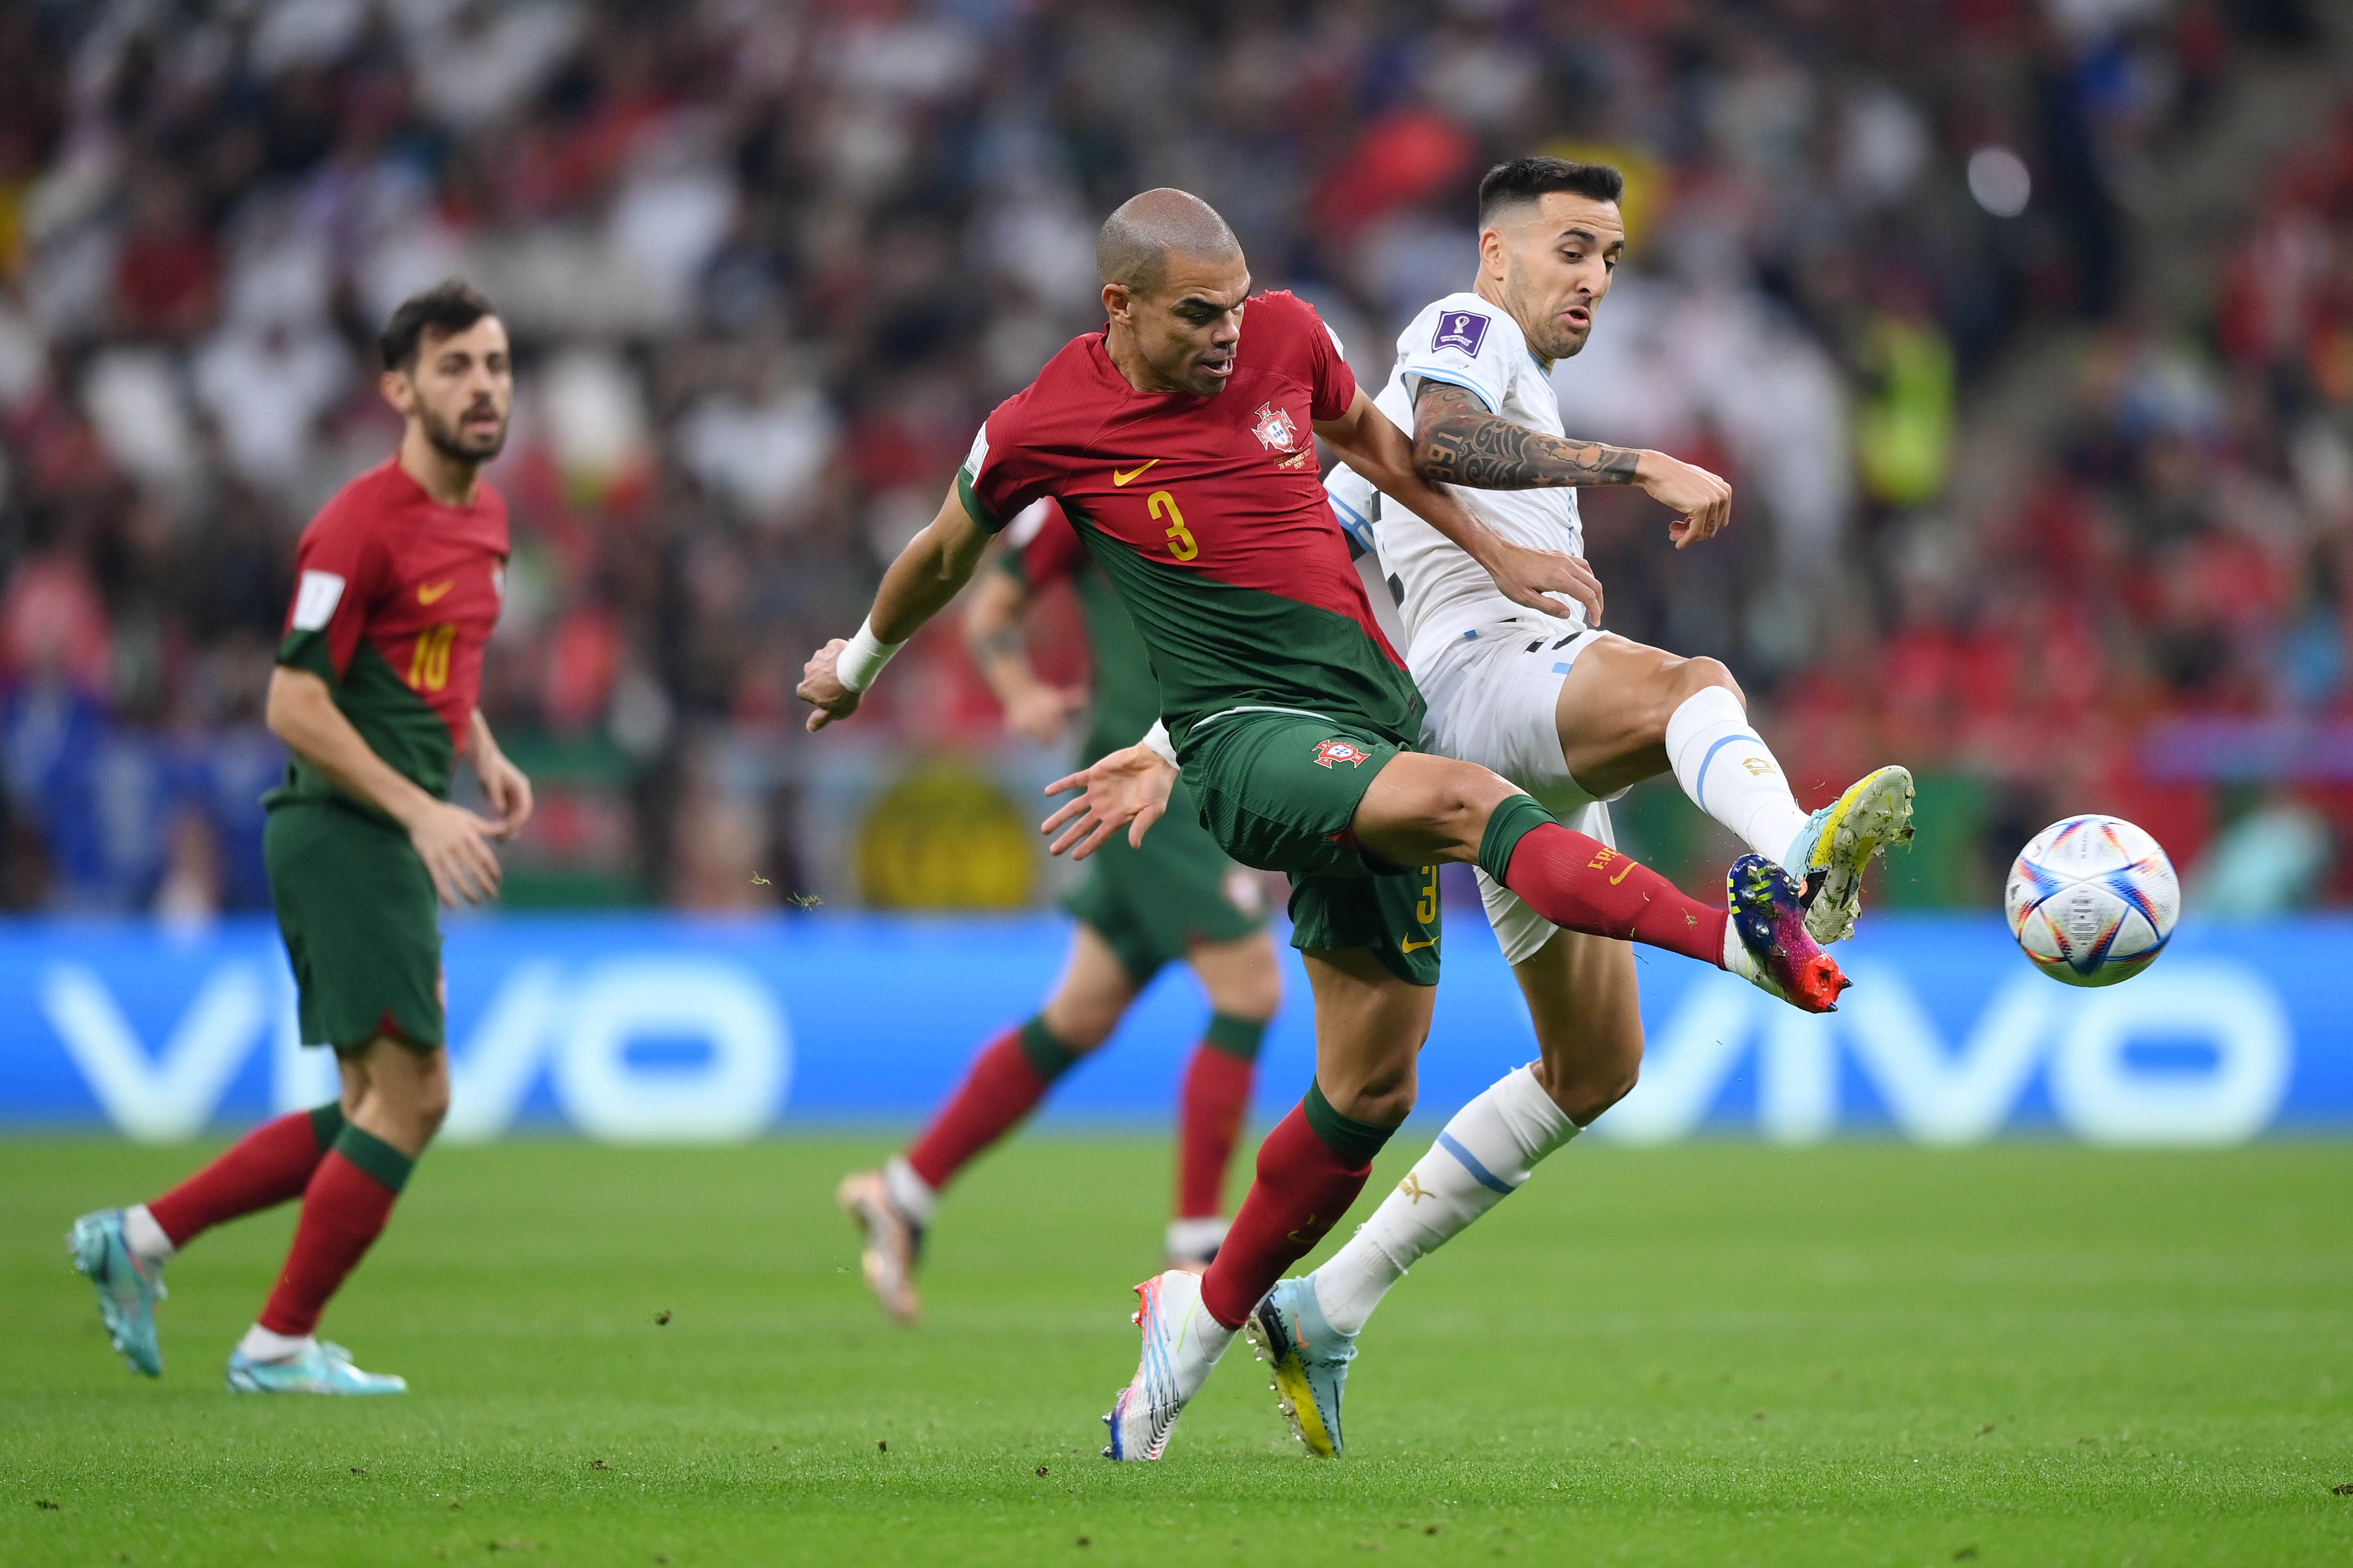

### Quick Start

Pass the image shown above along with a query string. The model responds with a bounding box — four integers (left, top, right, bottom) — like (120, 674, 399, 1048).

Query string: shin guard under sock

(1198, 1083, 1394, 1329)
(257, 1123, 411, 1337)
(1175, 1013, 1264, 1220)
(148, 1103, 345, 1253)
(905, 1017, 1080, 1193)
(1479, 797, 1729, 965)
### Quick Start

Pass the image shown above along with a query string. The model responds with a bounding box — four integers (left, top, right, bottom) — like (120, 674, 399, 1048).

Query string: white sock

(1665, 687, 1811, 871)
(1312, 1065, 1578, 1336)
(1168, 1274, 1237, 1402)
(883, 1156, 938, 1227)
(236, 1325, 316, 1363)
(123, 1204, 174, 1266)
(1165, 1215, 1228, 1261)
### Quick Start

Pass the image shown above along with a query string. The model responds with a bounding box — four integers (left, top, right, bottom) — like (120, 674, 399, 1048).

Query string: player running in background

(836, 496, 1283, 1320)
(1249, 157, 1916, 1456)
(69, 280, 528, 1395)
(800, 188, 1847, 1462)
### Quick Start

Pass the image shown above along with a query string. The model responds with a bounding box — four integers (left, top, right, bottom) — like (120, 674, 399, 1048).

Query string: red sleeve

(1262, 290, 1359, 422)
(957, 391, 1058, 533)
(278, 493, 390, 681)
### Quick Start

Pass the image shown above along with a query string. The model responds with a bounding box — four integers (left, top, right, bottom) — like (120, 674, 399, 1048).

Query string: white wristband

(1140, 720, 1179, 771)
(837, 618, 905, 693)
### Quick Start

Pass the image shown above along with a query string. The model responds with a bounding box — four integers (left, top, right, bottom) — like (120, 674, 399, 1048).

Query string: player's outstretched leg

(1469, 789, 1848, 1012)
(69, 1102, 348, 1378)
(227, 1039, 440, 1394)
(1782, 766, 1915, 943)
(1558, 647, 1913, 943)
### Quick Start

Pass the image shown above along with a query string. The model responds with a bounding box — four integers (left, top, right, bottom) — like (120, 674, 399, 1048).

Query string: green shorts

(1180, 710, 1442, 986)
(1064, 778, 1269, 985)
(263, 799, 444, 1051)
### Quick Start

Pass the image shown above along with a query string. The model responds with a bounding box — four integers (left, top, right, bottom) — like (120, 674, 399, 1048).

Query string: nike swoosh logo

(1111, 460, 1160, 486)
(1608, 861, 1633, 885)
(1401, 937, 1436, 952)
(417, 580, 455, 604)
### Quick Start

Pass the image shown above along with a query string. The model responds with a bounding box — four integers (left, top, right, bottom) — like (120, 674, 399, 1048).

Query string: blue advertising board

(0, 912, 2344, 1145)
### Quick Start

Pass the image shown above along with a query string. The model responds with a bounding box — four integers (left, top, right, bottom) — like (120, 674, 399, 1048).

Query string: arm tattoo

(1412, 380, 1641, 490)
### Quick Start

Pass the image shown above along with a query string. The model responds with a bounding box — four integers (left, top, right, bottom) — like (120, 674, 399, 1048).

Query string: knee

(1324, 1052, 1419, 1129)
(412, 1076, 452, 1139)
(1535, 1044, 1642, 1126)
(1640, 655, 1742, 744)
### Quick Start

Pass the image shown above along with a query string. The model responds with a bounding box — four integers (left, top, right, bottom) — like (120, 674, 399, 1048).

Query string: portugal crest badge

(1311, 738, 1371, 769)
(1250, 402, 1301, 454)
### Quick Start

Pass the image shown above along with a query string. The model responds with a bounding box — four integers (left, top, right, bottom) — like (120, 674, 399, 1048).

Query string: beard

(421, 400, 508, 463)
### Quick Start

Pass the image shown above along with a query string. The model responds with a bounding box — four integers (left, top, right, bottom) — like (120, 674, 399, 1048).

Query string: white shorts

(1414, 618, 1618, 966)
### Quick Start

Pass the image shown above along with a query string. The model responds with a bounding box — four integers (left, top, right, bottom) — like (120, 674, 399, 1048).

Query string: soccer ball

(2004, 815, 2180, 987)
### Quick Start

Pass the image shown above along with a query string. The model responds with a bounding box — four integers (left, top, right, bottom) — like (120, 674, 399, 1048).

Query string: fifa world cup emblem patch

(1312, 739, 1371, 769)
(1433, 310, 1490, 355)
(1250, 402, 1301, 453)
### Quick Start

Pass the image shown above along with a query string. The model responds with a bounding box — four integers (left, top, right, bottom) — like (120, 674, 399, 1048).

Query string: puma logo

(1398, 1173, 1434, 1205)
(1111, 460, 1160, 486)
(416, 580, 455, 604)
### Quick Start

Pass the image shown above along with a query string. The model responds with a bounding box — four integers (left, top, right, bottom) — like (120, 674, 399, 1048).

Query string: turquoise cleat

(69, 1209, 166, 1378)
(227, 1342, 407, 1395)
(1784, 764, 1915, 944)
(1246, 1276, 1356, 1458)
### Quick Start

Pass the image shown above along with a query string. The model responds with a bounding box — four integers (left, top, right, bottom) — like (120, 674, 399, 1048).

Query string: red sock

(258, 1137, 408, 1337)
(1175, 1044, 1255, 1220)
(1503, 823, 1729, 964)
(906, 1018, 1078, 1192)
(1199, 1104, 1375, 1329)
(148, 1105, 342, 1249)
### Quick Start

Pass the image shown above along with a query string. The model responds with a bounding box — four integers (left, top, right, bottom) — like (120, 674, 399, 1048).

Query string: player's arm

(965, 568, 1085, 747)
(1316, 387, 1604, 623)
(797, 484, 992, 732)
(265, 667, 504, 906)
(468, 708, 533, 841)
(1411, 380, 1733, 549)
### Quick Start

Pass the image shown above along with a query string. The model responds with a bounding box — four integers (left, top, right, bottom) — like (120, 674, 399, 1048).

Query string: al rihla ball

(2004, 814, 2179, 987)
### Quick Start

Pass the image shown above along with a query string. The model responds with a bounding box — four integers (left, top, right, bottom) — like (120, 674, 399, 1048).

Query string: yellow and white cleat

(1785, 765, 1915, 944)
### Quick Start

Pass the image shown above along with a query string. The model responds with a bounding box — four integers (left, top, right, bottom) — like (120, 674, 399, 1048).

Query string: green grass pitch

(4, 1135, 2350, 1566)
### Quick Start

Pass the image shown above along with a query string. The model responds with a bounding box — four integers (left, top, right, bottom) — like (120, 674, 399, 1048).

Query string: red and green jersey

(998, 497, 1162, 766)
(957, 290, 1422, 751)
(271, 458, 510, 808)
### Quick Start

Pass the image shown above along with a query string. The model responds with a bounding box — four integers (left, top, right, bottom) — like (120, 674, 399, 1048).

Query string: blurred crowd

(0, 0, 2343, 917)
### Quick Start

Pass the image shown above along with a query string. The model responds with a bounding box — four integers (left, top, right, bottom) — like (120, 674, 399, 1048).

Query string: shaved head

(1097, 188, 1242, 296)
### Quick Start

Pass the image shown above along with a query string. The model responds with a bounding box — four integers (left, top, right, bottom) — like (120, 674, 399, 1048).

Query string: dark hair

(379, 278, 497, 372)
(1476, 157, 1625, 226)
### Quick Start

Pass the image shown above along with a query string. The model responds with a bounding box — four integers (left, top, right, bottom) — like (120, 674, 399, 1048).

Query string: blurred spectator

(0, 0, 2344, 911)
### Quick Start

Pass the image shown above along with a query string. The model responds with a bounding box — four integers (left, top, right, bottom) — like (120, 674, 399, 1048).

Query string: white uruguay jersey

(1324, 291, 1585, 669)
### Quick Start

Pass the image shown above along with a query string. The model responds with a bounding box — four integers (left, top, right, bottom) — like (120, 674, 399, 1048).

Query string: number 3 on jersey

(1148, 490, 1197, 562)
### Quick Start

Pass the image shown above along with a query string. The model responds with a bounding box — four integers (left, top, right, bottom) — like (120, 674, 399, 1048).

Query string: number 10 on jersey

(1148, 490, 1197, 562)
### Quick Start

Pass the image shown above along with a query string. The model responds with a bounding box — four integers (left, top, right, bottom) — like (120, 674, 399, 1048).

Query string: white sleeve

(1322, 464, 1379, 557)
(1140, 720, 1179, 770)
(1395, 299, 1511, 415)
